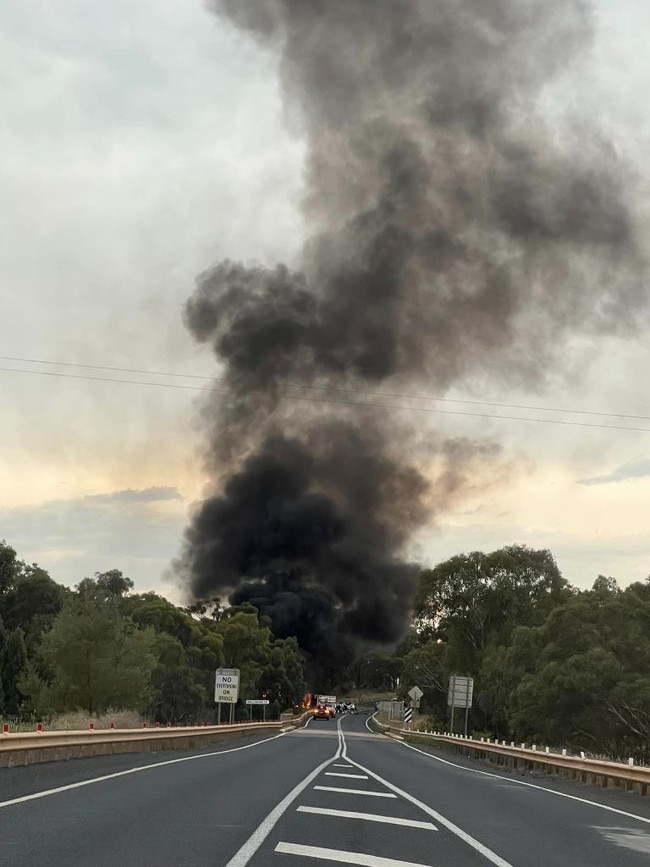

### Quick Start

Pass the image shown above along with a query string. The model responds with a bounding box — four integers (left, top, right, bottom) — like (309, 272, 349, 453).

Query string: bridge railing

(384, 728, 650, 795)
(0, 713, 311, 768)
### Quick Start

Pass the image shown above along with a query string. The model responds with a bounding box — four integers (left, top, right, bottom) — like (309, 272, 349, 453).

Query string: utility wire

(1, 365, 649, 434)
(0, 354, 647, 423)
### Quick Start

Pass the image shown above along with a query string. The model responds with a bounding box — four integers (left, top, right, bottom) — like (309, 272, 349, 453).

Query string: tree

(354, 651, 402, 691)
(507, 584, 650, 758)
(184, 597, 224, 623)
(124, 592, 201, 646)
(40, 596, 156, 715)
(77, 570, 134, 604)
(2, 566, 65, 653)
(124, 591, 227, 721)
(1, 627, 27, 716)
(149, 633, 207, 723)
(214, 609, 273, 699)
(0, 545, 65, 651)
(414, 545, 572, 672)
(259, 637, 305, 710)
(592, 575, 619, 597)
(17, 660, 50, 719)
(479, 631, 540, 737)
(0, 541, 20, 597)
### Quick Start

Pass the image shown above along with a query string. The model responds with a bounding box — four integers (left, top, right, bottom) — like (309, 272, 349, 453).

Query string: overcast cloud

(578, 459, 650, 486)
(1, 0, 649, 594)
(0, 486, 187, 595)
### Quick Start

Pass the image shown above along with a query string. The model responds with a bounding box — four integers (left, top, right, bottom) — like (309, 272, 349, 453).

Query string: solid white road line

(314, 785, 397, 798)
(296, 805, 437, 830)
(0, 731, 288, 811)
(225, 755, 338, 867)
(397, 740, 650, 827)
(337, 717, 345, 757)
(275, 842, 433, 866)
(334, 763, 354, 768)
(325, 772, 369, 779)
(346, 757, 513, 867)
(340, 719, 349, 760)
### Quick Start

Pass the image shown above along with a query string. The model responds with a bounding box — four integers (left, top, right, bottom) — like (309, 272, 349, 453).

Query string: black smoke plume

(180, 0, 646, 680)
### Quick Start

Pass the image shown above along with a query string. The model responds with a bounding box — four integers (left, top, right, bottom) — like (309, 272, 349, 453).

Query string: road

(2, 713, 650, 865)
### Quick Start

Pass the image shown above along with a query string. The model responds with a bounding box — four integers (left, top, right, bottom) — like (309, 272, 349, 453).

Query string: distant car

(313, 704, 332, 720)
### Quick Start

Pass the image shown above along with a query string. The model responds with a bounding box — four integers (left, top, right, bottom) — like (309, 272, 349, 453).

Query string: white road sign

(246, 699, 270, 705)
(408, 686, 424, 701)
(215, 668, 240, 704)
(447, 674, 474, 708)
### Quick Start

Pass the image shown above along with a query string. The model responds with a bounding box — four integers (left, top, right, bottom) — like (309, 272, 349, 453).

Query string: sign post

(447, 675, 474, 736)
(246, 699, 270, 722)
(404, 686, 424, 730)
(215, 668, 240, 724)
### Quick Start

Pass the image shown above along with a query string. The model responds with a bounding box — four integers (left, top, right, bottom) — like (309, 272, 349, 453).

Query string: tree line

(0, 541, 306, 723)
(393, 546, 650, 762)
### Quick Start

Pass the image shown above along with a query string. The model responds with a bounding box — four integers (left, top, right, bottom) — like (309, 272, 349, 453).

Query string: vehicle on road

(316, 694, 337, 715)
(312, 703, 333, 720)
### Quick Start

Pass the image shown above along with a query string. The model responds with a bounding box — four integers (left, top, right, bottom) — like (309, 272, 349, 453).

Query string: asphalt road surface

(3, 713, 650, 866)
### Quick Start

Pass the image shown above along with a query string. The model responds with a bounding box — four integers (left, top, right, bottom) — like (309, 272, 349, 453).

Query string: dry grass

(0, 720, 34, 733)
(345, 690, 398, 707)
(1, 709, 147, 732)
(48, 709, 147, 730)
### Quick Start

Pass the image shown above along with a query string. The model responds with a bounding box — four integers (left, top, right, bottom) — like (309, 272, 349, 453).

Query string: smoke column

(180, 0, 646, 679)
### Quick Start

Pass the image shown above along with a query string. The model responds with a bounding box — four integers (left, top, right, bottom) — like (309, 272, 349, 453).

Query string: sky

(1, 0, 649, 602)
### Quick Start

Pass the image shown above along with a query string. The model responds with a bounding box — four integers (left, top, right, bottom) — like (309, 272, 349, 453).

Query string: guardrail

(382, 728, 650, 796)
(0, 714, 311, 769)
(366, 712, 389, 733)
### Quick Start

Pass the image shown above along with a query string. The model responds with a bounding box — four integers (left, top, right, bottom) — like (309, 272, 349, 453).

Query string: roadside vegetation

(0, 541, 305, 726)
(395, 547, 650, 762)
(3, 538, 650, 760)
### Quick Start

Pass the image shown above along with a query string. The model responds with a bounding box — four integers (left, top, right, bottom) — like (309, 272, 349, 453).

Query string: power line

(0, 366, 217, 393)
(0, 354, 647, 423)
(0, 355, 216, 383)
(2, 364, 649, 434)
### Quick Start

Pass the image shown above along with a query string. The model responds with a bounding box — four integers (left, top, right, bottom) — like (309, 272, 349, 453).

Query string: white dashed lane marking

(296, 806, 437, 830)
(313, 785, 397, 798)
(324, 772, 369, 779)
(275, 842, 434, 866)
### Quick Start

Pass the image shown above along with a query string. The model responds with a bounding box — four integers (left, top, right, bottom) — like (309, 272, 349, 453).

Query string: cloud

(0, 488, 188, 593)
(418, 519, 650, 590)
(85, 487, 183, 505)
(577, 459, 650, 486)
(0, 0, 304, 499)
